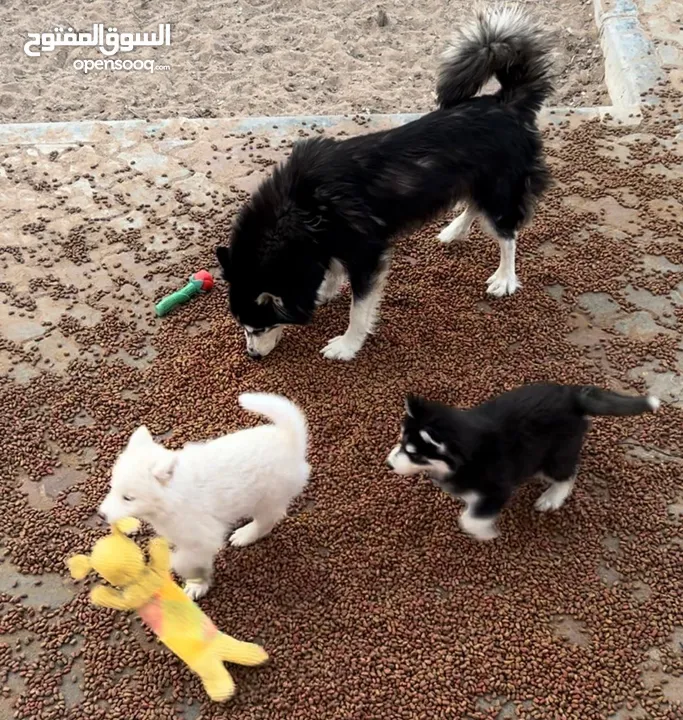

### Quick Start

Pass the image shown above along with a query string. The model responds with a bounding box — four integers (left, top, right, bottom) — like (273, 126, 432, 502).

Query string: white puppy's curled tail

(238, 393, 308, 459)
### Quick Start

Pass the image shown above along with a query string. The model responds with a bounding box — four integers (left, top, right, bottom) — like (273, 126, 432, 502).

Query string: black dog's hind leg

(535, 428, 587, 512)
(320, 251, 392, 361)
(485, 229, 520, 298)
(315, 258, 347, 307)
(474, 183, 532, 298)
(438, 203, 478, 244)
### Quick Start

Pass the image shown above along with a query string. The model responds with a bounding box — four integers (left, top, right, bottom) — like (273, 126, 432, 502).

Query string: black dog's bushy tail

(436, 4, 554, 114)
(575, 387, 661, 417)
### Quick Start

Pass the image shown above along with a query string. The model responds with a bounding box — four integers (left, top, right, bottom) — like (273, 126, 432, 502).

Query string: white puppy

(99, 392, 310, 600)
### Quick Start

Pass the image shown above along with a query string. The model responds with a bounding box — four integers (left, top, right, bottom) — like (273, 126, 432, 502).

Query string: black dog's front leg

(320, 251, 392, 361)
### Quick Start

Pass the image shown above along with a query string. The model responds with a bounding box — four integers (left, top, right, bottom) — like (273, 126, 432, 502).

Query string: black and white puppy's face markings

(386, 400, 455, 480)
(386, 436, 452, 479)
(385, 397, 500, 542)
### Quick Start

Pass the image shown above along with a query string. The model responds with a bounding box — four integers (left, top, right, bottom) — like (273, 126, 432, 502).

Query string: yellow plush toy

(67, 518, 268, 702)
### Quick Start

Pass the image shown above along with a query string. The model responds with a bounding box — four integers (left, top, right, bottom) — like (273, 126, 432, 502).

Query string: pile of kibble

(1, 89, 682, 720)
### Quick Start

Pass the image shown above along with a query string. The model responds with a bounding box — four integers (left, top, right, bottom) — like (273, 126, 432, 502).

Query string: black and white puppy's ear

(215, 246, 231, 282)
(152, 452, 177, 486)
(404, 394, 426, 418)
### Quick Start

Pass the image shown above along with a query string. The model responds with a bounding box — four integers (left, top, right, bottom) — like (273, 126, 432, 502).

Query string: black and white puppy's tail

(575, 387, 661, 417)
(436, 4, 554, 115)
(239, 392, 309, 458)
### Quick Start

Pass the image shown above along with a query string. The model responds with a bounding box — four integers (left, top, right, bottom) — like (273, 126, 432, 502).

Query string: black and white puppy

(386, 384, 660, 540)
(216, 6, 554, 361)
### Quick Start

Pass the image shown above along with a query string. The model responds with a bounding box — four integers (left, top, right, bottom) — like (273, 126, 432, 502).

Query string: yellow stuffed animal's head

(68, 517, 145, 588)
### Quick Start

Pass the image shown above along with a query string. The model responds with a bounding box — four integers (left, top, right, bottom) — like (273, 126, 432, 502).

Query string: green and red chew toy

(155, 270, 214, 317)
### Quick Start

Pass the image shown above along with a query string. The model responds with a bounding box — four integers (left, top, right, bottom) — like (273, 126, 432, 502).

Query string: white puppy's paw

(486, 269, 520, 298)
(183, 579, 210, 601)
(321, 335, 361, 361)
(229, 522, 261, 548)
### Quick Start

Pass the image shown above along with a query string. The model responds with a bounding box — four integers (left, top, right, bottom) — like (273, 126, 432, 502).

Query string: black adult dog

(387, 384, 660, 540)
(217, 6, 554, 360)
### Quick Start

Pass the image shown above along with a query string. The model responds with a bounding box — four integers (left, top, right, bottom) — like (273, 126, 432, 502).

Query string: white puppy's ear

(152, 452, 177, 486)
(128, 425, 154, 448)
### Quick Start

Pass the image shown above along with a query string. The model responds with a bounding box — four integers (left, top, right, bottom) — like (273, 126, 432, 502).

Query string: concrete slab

(0, 105, 643, 148)
(593, 0, 667, 105)
(638, 0, 683, 92)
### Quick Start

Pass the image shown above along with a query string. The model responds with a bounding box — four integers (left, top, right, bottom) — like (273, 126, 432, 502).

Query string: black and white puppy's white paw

(458, 492, 500, 541)
(534, 477, 576, 512)
(458, 512, 500, 541)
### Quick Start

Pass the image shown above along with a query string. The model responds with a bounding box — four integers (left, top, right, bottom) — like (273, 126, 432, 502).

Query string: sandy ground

(0, 0, 607, 125)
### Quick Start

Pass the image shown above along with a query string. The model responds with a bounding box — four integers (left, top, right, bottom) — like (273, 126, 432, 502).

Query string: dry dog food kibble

(0, 92, 682, 719)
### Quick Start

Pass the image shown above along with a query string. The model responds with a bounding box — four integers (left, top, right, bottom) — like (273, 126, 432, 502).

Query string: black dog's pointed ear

(216, 246, 231, 281)
(404, 394, 425, 418)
